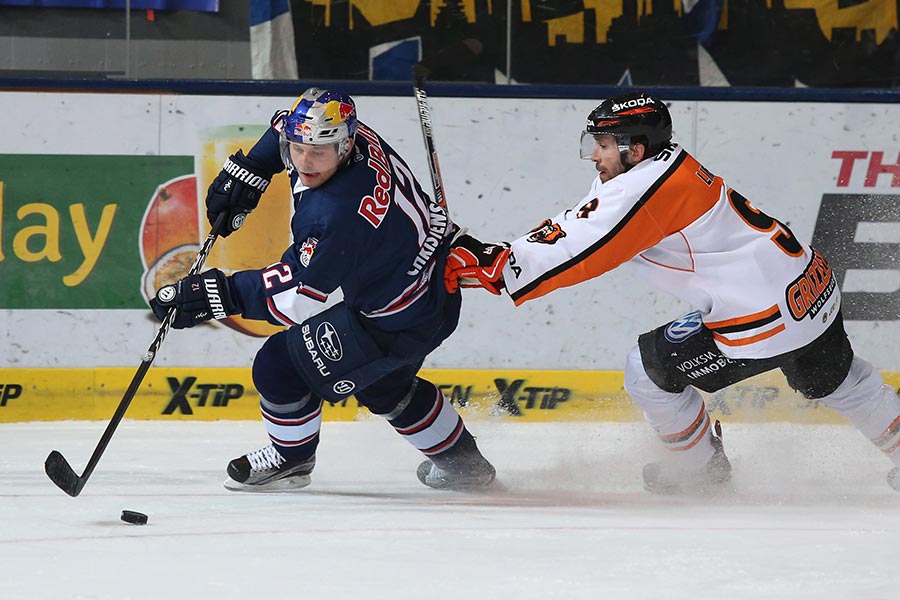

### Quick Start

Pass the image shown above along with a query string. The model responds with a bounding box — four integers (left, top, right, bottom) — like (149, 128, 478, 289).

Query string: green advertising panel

(0, 155, 194, 308)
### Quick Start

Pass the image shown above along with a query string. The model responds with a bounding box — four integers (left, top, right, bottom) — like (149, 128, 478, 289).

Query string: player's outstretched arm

(205, 149, 273, 237)
(444, 232, 510, 296)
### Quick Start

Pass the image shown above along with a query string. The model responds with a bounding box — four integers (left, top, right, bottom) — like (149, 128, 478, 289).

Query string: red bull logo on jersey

(299, 237, 318, 268)
(356, 124, 393, 228)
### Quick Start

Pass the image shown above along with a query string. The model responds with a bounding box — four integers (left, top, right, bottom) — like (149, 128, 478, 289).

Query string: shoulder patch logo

(299, 237, 318, 267)
(527, 219, 567, 245)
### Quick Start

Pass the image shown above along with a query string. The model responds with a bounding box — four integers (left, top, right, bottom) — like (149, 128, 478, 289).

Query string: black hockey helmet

(580, 92, 672, 159)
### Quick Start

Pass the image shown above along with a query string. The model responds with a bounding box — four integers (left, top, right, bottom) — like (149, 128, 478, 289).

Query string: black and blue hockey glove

(205, 149, 272, 237)
(150, 269, 240, 329)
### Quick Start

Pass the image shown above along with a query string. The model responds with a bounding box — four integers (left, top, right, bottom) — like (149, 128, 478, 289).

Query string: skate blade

(223, 474, 312, 493)
(426, 475, 506, 494)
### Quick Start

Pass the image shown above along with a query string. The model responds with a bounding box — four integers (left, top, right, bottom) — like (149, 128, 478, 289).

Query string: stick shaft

(45, 213, 226, 496)
(412, 66, 449, 217)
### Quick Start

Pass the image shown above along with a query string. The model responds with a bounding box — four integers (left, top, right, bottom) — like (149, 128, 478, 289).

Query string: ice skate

(224, 445, 316, 492)
(888, 467, 900, 492)
(643, 420, 732, 495)
(416, 433, 496, 490)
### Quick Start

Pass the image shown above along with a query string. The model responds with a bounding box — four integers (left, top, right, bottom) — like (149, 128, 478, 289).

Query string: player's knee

(624, 346, 647, 394)
(252, 332, 311, 406)
(817, 356, 885, 410)
(624, 345, 679, 405)
(624, 346, 651, 396)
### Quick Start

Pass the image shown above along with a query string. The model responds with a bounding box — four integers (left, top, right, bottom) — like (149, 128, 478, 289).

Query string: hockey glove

(150, 269, 240, 329)
(205, 150, 273, 237)
(444, 233, 510, 295)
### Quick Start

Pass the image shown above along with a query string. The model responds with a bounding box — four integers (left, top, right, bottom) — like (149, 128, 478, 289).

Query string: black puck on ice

(120, 510, 149, 525)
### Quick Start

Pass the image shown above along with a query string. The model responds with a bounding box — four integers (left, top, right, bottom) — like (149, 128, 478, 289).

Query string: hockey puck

(120, 510, 148, 525)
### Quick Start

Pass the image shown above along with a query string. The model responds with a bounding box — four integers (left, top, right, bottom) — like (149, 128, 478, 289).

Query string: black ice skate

(888, 467, 900, 492)
(642, 420, 732, 495)
(417, 432, 496, 490)
(224, 445, 316, 492)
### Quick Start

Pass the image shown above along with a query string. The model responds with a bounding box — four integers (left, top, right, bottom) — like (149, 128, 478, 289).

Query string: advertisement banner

(1, 91, 898, 390)
(0, 155, 192, 308)
(3, 367, 897, 423)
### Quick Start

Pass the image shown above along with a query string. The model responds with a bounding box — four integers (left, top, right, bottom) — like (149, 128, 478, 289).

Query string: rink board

(2, 367, 897, 424)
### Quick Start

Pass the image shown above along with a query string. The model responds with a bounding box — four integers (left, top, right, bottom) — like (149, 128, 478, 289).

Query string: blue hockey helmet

(281, 87, 358, 160)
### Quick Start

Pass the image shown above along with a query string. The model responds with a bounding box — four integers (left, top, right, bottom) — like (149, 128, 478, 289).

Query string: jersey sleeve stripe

(510, 153, 689, 304)
(265, 297, 300, 327)
(512, 151, 720, 306)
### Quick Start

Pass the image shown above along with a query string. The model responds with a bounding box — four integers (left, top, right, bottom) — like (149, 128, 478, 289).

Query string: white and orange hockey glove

(444, 232, 510, 295)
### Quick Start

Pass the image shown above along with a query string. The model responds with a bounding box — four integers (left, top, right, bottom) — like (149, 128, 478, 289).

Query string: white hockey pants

(624, 345, 900, 469)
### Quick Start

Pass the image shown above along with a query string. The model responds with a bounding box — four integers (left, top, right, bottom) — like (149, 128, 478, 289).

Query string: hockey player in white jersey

(444, 91, 900, 493)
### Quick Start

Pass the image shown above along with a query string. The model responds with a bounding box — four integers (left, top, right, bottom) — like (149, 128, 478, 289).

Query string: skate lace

(246, 445, 286, 472)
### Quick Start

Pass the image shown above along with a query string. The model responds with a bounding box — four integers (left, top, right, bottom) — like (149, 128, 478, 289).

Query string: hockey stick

(44, 212, 228, 497)
(412, 64, 449, 216)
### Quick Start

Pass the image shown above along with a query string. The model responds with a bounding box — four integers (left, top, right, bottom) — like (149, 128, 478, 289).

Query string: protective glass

(579, 131, 632, 160)
(279, 131, 342, 174)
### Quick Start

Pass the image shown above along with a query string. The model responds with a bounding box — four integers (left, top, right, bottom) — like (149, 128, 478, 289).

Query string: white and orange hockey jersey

(502, 143, 840, 360)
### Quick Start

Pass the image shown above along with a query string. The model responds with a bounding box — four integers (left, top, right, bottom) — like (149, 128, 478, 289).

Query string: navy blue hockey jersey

(229, 115, 453, 332)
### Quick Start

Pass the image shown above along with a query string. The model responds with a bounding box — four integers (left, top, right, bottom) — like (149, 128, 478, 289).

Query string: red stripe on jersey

(266, 297, 299, 327)
(296, 283, 328, 302)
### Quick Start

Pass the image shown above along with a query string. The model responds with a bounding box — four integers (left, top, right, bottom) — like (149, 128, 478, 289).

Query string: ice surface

(2, 420, 898, 599)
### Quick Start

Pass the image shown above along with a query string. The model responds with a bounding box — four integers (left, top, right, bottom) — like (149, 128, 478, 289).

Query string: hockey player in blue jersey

(150, 87, 495, 492)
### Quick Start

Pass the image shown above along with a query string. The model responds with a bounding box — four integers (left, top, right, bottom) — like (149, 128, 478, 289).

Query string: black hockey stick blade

(45, 450, 85, 497)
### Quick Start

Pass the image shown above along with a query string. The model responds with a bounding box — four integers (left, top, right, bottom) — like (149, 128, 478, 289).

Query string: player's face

(289, 142, 342, 188)
(589, 134, 628, 183)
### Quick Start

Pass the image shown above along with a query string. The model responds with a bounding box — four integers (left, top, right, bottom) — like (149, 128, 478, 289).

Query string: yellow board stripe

(0, 368, 897, 424)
